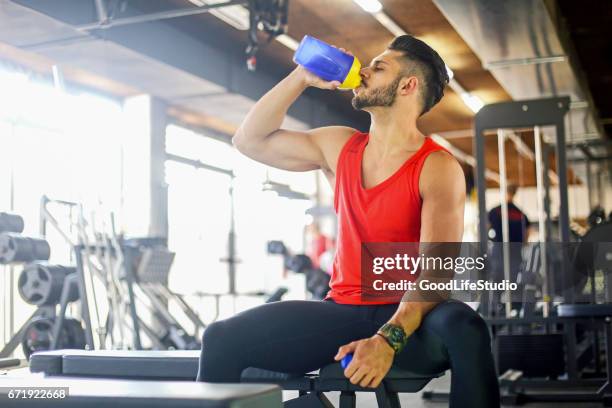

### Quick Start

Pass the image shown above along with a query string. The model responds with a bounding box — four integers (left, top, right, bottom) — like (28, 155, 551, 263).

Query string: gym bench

(30, 349, 443, 407)
(0, 376, 281, 407)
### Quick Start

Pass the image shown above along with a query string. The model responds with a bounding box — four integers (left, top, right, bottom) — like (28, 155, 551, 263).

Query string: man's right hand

(295, 65, 342, 90)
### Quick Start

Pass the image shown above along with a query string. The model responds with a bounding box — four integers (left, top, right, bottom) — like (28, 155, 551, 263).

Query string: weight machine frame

(472, 96, 590, 380)
(473, 97, 612, 403)
(474, 97, 572, 304)
(423, 97, 611, 404)
(2, 194, 207, 358)
(0, 197, 87, 358)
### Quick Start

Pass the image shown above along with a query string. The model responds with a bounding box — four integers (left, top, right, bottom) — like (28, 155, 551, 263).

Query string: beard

(351, 77, 401, 110)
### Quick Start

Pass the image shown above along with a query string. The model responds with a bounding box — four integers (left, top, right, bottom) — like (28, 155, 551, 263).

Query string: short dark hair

(388, 35, 449, 115)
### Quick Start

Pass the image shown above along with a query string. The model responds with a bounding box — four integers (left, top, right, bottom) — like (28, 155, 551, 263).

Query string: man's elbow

(232, 128, 255, 155)
(231, 127, 245, 150)
(232, 127, 271, 155)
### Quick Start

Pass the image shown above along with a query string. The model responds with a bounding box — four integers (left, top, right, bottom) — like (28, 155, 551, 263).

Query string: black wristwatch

(377, 323, 408, 354)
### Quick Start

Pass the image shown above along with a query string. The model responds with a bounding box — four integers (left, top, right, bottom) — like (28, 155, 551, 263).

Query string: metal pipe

(543, 145, 553, 301)
(566, 139, 612, 149)
(568, 156, 612, 163)
(579, 146, 594, 160)
(103, 233, 124, 349)
(484, 55, 567, 69)
(497, 129, 511, 317)
(598, 170, 605, 207)
(94, 0, 109, 24)
(555, 127, 571, 244)
(8, 125, 15, 340)
(534, 126, 549, 317)
(51, 65, 65, 91)
(122, 247, 142, 349)
(166, 153, 234, 177)
(40, 205, 76, 246)
(225, 181, 237, 295)
(474, 127, 487, 256)
(555, 119, 571, 303)
(76, 0, 248, 30)
(507, 131, 535, 161)
(74, 248, 95, 349)
(586, 159, 593, 210)
(555, 116, 578, 380)
(507, 131, 561, 185)
(430, 134, 501, 183)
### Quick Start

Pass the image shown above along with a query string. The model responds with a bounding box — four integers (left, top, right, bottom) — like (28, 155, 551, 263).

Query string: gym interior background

(0, 0, 611, 407)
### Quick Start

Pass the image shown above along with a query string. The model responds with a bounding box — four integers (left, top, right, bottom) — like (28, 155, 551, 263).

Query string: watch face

(380, 323, 407, 353)
(388, 327, 405, 343)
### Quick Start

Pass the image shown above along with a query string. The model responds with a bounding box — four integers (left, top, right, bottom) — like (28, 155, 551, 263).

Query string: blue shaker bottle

(341, 353, 353, 369)
(293, 35, 362, 90)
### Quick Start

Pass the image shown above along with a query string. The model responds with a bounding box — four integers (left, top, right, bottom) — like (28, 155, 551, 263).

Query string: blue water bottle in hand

(293, 35, 362, 90)
(341, 353, 353, 369)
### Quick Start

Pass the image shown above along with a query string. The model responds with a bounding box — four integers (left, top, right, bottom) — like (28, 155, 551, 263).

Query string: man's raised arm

(232, 66, 355, 173)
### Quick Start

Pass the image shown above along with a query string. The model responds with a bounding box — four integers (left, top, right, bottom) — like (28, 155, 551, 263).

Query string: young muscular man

(197, 35, 499, 408)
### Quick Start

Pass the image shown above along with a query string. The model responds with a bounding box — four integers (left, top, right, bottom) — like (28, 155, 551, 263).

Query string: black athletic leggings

(197, 299, 500, 408)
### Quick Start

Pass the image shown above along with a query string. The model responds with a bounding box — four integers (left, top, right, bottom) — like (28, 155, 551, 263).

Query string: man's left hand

(334, 334, 395, 388)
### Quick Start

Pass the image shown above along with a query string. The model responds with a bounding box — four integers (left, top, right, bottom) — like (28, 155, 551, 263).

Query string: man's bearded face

(351, 76, 402, 110)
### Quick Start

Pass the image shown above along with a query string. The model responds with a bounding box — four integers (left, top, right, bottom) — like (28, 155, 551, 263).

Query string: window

(0, 68, 124, 353)
(165, 125, 317, 298)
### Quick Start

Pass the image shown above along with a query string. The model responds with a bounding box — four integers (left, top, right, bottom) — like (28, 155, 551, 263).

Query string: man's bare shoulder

(420, 150, 465, 194)
(423, 150, 460, 170)
(310, 126, 358, 173)
(310, 126, 357, 146)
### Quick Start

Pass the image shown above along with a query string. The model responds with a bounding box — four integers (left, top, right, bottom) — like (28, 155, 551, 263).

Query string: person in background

(305, 222, 331, 269)
(318, 238, 336, 276)
(487, 183, 530, 315)
(488, 183, 530, 243)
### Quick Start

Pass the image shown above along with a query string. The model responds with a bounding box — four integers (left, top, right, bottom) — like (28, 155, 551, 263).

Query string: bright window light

(460, 92, 484, 113)
(0, 70, 29, 121)
(353, 0, 383, 13)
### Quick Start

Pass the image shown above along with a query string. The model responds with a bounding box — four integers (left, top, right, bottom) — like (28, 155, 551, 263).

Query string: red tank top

(327, 132, 448, 305)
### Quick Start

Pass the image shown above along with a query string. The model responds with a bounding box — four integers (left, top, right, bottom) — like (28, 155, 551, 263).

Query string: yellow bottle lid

(339, 57, 362, 90)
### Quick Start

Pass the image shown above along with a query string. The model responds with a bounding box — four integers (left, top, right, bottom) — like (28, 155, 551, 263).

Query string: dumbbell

(0, 213, 24, 234)
(0, 233, 50, 264)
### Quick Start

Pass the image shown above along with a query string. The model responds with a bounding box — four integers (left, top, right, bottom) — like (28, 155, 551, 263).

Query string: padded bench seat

(243, 364, 438, 391)
(241, 367, 316, 390)
(30, 349, 443, 407)
(0, 376, 281, 408)
(317, 363, 439, 393)
(558, 304, 612, 318)
(30, 349, 200, 380)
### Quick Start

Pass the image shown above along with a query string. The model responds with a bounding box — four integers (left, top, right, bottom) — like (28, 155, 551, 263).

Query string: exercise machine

(0, 211, 86, 359)
(466, 97, 612, 405)
(267, 240, 331, 300)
